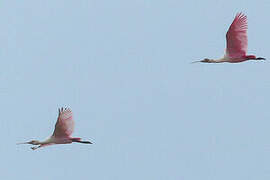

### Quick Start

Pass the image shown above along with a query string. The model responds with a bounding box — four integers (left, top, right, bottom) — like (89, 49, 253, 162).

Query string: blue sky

(1, 0, 270, 179)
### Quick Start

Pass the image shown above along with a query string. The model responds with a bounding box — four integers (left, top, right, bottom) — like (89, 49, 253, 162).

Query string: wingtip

(236, 12, 247, 19)
(58, 107, 72, 113)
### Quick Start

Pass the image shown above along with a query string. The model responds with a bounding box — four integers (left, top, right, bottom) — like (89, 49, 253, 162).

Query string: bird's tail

(71, 138, 92, 144)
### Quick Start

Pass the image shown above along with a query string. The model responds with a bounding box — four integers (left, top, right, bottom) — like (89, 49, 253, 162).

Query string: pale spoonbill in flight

(193, 13, 265, 63)
(18, 107, 92, 150)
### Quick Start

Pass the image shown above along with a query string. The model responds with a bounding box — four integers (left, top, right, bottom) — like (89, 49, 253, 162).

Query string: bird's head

(192, 58, 213, 63)
(28, 140, 40, 145)
(17, 140, 40, 145)
(201, 58, 211, 62)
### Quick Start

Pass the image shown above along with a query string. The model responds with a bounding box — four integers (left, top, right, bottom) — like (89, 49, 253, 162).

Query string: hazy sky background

(1, 0, 270, 179)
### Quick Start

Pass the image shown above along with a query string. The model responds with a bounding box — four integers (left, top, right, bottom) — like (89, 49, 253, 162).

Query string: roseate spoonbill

(193, 13, 265, 63)
(17, 107, 92, 150)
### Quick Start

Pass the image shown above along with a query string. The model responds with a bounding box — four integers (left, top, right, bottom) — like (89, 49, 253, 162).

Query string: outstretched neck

(39, 138, 54, 145)
(203, 58, 226, 63)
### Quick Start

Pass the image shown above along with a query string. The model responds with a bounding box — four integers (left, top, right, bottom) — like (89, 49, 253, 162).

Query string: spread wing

(52, 107, 74, 138)
(225, 13, 248, 58)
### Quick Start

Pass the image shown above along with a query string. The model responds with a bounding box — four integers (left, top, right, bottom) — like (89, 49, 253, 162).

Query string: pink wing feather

(52, 108, 74, 138)
(225, 13, 248, 59)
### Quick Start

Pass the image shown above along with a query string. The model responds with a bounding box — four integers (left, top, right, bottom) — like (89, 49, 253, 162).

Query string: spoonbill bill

(193, 13, 265, 63)
(18, 107, 92, 150)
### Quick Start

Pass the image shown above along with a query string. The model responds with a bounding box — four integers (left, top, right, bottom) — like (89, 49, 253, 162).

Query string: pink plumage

(193, 13, 265, 63)
(53, 108, 74, 138)
(17, 107, 92, 150)
(225, 13, 248, 59)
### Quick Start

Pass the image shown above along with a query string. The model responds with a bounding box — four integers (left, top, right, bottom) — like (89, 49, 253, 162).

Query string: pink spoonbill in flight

(18, 107, 92, 150)
(193, 13, 265, 63)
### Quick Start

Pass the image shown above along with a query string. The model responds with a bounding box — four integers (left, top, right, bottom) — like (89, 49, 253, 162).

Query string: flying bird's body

(18, 108, 92, 150)
(193, 13, 265, 63)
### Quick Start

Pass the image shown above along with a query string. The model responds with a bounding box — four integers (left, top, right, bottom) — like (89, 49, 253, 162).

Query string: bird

(17, 107, 92, 150)
(192, 13, 265, 63)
